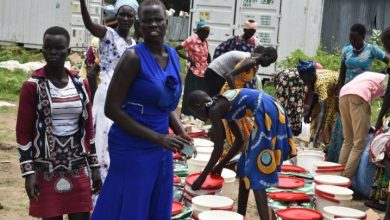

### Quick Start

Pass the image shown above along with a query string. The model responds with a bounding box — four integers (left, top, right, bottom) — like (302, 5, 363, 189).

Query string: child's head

(188, 90, 212, 121)
(381, 27, 390, 53)
(42, 26, 71, 66)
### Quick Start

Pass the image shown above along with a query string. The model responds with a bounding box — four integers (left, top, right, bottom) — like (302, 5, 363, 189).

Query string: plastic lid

(172, 201, 184, 216)
(197, 147, 214, 154)
(314, 175, 351, 186)
(281, 165, 307, 173)
(323, 206, 366, 219)
(173, 152, 182, 160)
(174, 175, 181, 184)
(188, 130, 206, 138)
(186, 173, 224, 190)
(315, 184, 353, 196)
(315, 161, 344, 169)
(268, 192, 310, 202)
(277, 175, 305, 189)
(315, 166, 345, 172)
(198, 210, 244, 220)
(276, 208, 322, 220)
(192, 195, 233, 209)
(194, 138, 214, 148)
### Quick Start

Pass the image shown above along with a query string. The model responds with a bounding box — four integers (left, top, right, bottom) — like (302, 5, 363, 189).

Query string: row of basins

(171, 138, 367, 220)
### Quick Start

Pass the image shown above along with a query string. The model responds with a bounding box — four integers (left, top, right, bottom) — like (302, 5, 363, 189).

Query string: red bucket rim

(185, 173, 224, 190)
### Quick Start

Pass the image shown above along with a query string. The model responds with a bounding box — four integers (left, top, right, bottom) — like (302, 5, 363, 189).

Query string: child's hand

(191, 175, 206, 191)
(211, 165, 223, 176)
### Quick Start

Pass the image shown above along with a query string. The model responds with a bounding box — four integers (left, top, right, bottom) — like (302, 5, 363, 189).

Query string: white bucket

(315, 185, 353, 213)
(297, 150, 325, 176)
(314, 161, 345, 176)
(314, 175, 351, 188)
(198, 210, 244, 220)
(197, 147, 214, 156)
(323, 206, 366, 220)
(194, 138, 214, 148)
(220, 168, 236, 198)
(192, 195, 234, 219)
(188, 154, 211, 173)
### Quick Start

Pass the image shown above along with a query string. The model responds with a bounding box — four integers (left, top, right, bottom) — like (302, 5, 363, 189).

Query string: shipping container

(0, 0, 102, 50)
(189, 0, 324, 78)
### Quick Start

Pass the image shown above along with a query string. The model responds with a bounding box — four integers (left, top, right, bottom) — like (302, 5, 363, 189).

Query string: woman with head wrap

(176, 19, 211, 117)
(79, 5, 118, 101)
(297, 60, 339, 147)
(327, 24, 389, 162)
(213, 20, 262, 88)
(79, 0, 138, 187)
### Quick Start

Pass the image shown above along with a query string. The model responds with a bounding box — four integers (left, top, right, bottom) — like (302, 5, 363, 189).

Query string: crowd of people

(13, 0, 390, 219)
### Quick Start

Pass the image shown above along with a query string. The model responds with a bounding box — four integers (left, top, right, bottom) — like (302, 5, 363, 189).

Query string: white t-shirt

(208, 51, 250, 78)
(49, 77, 83, 136)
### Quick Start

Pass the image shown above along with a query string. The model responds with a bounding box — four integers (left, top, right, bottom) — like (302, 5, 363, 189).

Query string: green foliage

(277, 48, 387, 73)
(277, 49, 341, 71)
(0, 45, 43, 63)
(0, 68, 29, 101)
(369, 29, 383, 47)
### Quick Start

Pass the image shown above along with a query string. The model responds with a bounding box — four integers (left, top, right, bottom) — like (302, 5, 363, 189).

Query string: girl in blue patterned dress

(188, 88, 296, 219)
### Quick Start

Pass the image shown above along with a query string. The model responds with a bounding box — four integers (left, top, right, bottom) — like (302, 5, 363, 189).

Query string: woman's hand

(159, 135, 190, 153)
(177, 132, 193, 145)
(91, 167, 102, 195)
(25, 174, 39, 200)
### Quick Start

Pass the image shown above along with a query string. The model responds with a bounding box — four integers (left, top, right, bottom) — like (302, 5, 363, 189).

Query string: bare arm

(312, 100, 327, 144)
(212, 121, 245, 173)
(336, 61, 347, 94)
(383, 56, 390, 65)
(191, 101, 228, 190)
(105, 50, 187, 152)
(375, 76, 390, 130)
(79, 0, 107, 38)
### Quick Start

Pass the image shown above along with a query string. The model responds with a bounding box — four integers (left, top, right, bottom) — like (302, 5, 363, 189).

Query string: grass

(0, 68, 29, 101)
(0, 45, 42, 63)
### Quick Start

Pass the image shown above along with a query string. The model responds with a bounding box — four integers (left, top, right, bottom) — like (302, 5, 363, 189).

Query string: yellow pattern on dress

(220, 59, 256, 152)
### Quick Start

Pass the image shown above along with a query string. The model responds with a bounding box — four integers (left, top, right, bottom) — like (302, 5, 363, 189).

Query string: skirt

(29, 168, 92, 218)
(29, 134, 93, 218)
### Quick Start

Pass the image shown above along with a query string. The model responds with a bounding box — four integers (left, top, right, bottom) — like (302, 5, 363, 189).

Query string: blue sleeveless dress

(222, 88, 296, 190)
(92, 43, 182, 220)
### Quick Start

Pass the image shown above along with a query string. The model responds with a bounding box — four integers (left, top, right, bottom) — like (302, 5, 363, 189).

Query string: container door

(236, 0, 282, 78)
(189, 0, 237, 57)
(71, 0, 102, 49)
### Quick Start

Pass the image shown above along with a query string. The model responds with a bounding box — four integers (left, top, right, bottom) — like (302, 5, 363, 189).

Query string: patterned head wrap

(297, 59, 316, 75)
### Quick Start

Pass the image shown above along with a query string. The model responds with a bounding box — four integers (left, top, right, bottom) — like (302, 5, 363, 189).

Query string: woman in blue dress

(188, 89, 296, 220)
(91, 1, 191, 219)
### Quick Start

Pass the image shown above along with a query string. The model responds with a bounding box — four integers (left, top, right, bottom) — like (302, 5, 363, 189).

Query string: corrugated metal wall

(0, 0, 102, 49)
(167, 16, 189, 41)
(321, 0, 390, 51)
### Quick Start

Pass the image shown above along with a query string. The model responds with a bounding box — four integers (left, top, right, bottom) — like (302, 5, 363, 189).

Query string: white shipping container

(189, 0, 324, 78)
(0, 0, 102, 50)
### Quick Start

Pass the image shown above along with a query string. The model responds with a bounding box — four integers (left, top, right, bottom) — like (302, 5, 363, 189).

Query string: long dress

(93, 27, 136, 184)
(92, 42, 182, 220)
(221, 89, 296, 189)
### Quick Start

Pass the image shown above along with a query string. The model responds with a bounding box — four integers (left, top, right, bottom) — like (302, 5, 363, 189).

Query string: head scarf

(196, 19, 209, 30)
(297, 59, 316, 75)
(244, 20, 257, 30)
(115, 0, 139, 13)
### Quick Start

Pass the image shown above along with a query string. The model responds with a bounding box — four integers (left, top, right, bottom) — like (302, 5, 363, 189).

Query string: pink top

(340, 71, 387, 104)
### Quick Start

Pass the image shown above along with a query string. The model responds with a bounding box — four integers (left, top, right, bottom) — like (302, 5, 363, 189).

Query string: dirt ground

(0, 105, 385, 220)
